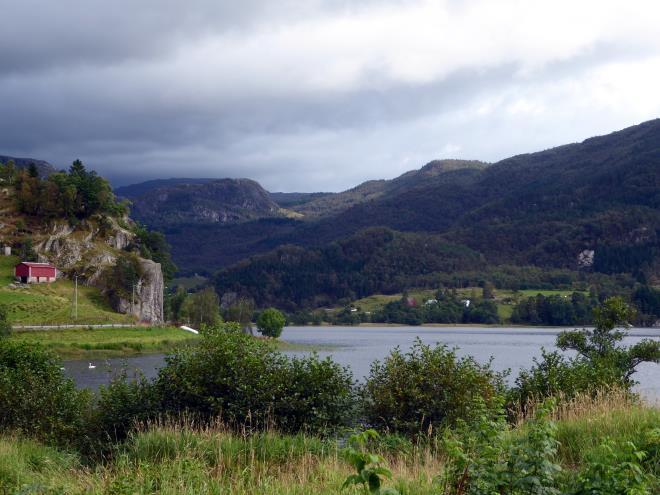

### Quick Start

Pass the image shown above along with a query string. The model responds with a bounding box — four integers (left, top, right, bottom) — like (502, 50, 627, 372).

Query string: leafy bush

(0, 305, 10, 338)
(156, 324, 355, 433)
(342, 429, 400, 495)
(441, 400, 562, 495)
(256, 307, 286, 338)
(571, 438, 657, 495)
(511, 297, 660, 407)
(0, 340, 88, 447)
(510, 349, 625, 408)
(84, 369, 160, 453)
(362, 339, 506, 436)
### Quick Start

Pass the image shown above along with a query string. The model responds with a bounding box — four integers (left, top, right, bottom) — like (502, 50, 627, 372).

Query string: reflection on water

(63, 326, 660, 398)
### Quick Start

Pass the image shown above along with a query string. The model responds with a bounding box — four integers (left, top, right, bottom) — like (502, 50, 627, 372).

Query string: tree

(225, 297, 255, 334)
(18, 238, 38, 262)
(0, 305, 11, 338)
(256, 308, 286, 338)
(183, 287, 221, 328)
(165, 287, 188, 323)
(27, 163, 39, 178)
(556, 297, 660, 383)
(482, 281, 495, 299)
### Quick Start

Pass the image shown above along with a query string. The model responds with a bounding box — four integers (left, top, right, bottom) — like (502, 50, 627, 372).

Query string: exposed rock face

(117, 258, 164, 324)
(577, 249, 595, 268)
(33, 218, 164, 323)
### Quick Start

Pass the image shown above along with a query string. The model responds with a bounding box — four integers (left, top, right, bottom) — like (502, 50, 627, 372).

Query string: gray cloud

(1, 0, 660, 191)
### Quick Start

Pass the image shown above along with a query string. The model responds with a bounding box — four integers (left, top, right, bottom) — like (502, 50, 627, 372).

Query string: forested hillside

(207, 119, 660, 310)
(214, 228, 484, 310)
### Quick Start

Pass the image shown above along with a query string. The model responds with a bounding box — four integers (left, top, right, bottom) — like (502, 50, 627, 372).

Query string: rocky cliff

(32, 218, 164, 323)
(116, 258, 164, 323)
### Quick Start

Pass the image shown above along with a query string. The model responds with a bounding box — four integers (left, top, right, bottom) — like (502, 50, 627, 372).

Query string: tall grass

(0, 393, 656, 494)
(512, 388, 659, 470)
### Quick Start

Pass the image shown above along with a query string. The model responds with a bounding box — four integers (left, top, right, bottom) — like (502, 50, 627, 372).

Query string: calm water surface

(63, 326, 660, 398)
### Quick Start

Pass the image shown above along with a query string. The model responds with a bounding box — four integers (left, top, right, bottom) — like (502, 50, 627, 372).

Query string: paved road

(12, 324, 139, 331)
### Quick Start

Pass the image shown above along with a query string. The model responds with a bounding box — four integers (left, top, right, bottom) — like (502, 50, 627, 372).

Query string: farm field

(350, 287, 586, 323)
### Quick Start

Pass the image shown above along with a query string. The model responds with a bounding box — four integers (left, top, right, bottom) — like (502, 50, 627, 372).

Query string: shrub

(256, 307, 286, 338)
(509, 349, 626, 409)
(362, 339, 506, 436)
(84, 369, 160, 454)
(0, 340, 88, 447)
(511, 297, 660, 407)
(440, 400, 562, 495)
(0, 305, 10, 338)
(156, 324, 355, 433)
(571, 438, 657, 495)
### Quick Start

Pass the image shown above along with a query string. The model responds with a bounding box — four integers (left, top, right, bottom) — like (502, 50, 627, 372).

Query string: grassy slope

(0, 256, 134, 325)
(8, 326, 199, 359)
(0, 398, 657, 494)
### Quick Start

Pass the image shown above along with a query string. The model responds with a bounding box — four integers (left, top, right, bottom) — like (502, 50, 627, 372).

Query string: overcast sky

(2, 0, 660, 191)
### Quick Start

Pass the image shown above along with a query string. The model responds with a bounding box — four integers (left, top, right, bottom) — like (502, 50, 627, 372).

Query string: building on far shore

(14, 262, 57, 283)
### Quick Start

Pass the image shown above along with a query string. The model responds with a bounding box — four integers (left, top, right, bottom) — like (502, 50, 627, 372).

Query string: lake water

(63, 325, 660, 399)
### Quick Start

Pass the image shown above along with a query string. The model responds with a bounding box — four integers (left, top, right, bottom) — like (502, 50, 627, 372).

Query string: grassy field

(8, 326, 330, 359)
(8, 326, 199, 359)
(0, 255, 134, 325)
(0, 393, 657, 494)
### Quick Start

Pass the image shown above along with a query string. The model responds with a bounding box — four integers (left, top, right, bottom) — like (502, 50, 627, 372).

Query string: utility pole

(73, 275, 78, 320)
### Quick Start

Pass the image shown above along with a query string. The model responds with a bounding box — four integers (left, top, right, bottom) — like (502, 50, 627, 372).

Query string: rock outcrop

(116, 258, 164, 323)
(32, 217, 164, 323)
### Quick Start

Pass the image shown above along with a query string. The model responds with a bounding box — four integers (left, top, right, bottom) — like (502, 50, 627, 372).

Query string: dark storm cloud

(1, 0, 660, 191)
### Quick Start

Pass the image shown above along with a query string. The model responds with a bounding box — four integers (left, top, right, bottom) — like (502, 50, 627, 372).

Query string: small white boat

(88, 363, 96, 369)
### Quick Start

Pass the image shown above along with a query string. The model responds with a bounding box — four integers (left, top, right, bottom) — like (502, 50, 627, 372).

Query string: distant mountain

(290, 159, 487, 218)
(115, 178, 217, 199)
(127, 178, 281, 228)
(0, 155, 57, 177)
(268, 191, 333, 207)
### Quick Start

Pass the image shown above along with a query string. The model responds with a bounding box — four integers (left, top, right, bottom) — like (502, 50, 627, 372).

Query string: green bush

(511, 298, 660, 407)
(571, 437, 657, 495)
(156, 324, 355, 433)
(0, 340, 88, 447)
(509, 349, 626, 408)
(84, 369, 160, 454)
(441, 400, 562, 495)
(0, 305, 10, 338)
(362, 339, 506, 436)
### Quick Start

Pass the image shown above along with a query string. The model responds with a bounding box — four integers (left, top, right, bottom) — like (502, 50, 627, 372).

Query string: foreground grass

(1, 256, 134, 325)
(8, 326, 199, 359)
(0, 394, 657, 494)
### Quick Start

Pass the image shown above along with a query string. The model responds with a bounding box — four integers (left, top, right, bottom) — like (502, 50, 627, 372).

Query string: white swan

(88, 363, 96, 369)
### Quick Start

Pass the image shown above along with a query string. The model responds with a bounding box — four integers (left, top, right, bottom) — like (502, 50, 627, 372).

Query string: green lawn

(0, 255, 134, 325)
(9, 326, 199, 359)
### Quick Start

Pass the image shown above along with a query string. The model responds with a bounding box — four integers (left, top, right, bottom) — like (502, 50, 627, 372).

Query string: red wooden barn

(15, 262, 57, 283)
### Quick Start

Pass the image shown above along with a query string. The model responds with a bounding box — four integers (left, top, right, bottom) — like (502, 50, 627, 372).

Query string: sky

(2, 0, 660, 191)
